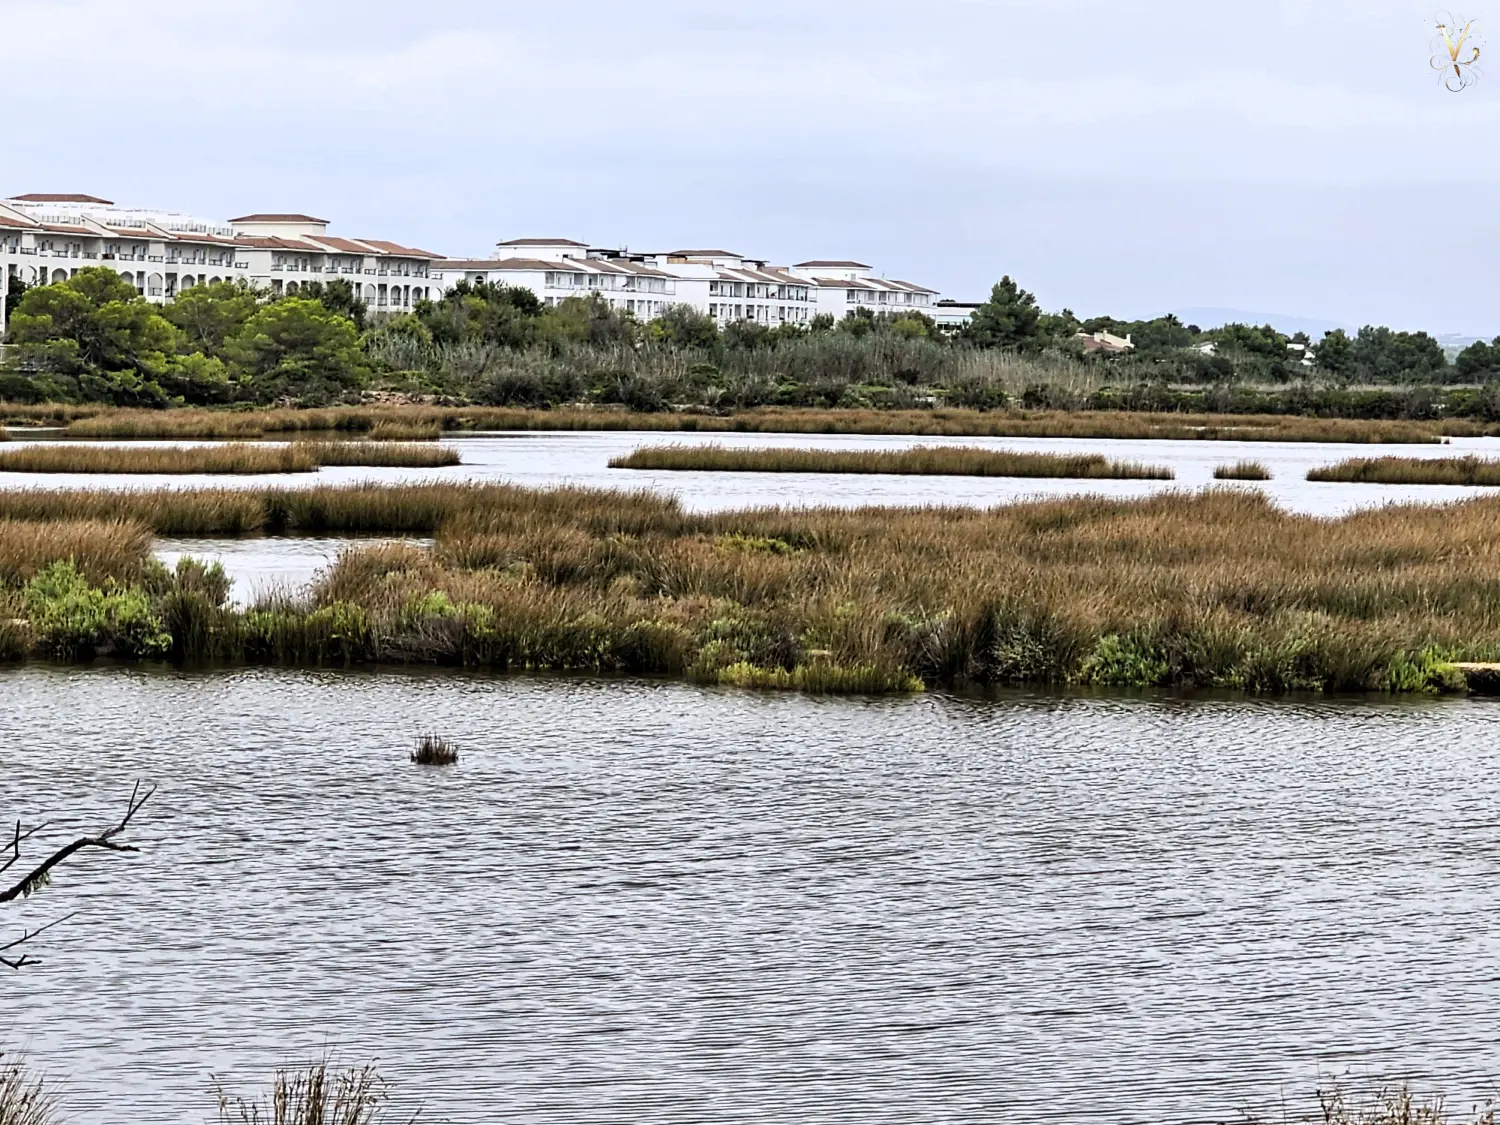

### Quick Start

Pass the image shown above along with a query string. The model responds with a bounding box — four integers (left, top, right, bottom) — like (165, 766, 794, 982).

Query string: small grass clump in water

(411, 734, 459, 766)
(215, 1060, 397, 1125)
(1214, 460, 1272, 481)
(1309, 455, 1500, 486)
(610, 444, 1174, 480)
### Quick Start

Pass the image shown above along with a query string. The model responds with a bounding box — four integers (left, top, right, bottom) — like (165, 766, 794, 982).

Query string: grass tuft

(215, 1059, 398, 1125)
(1214, 460, 1272, 481)
(610, 444, 1174, 479)
(1309, 455, 1500, 486)
(411, 734, 459, 766)
(368, 420, 442, 441)
(0, 443, 318, 475)
(0, 1056, 60, 1125)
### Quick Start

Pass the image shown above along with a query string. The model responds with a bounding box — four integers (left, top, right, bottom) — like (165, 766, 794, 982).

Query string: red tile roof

(10, 193, 114, 204)
(795, 259, 870, 269)
(229, 213, 329, 224)
(355, 238, 443, 259)
(496, 237, 588, 247)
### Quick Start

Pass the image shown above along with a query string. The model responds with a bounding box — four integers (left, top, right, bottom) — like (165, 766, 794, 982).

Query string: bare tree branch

(0, 913, 74, 971)
(2, 783, 155, 971)
(0, 782, 154, 906)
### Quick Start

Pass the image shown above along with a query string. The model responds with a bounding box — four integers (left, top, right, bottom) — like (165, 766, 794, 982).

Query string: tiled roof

(10, 193, 114, 204)
(309, 236, 377, 254)
(356, 238, 443, 259)
(795, 259, 870, 269)
(229, 213, 329, 224)
(496, 237, 588, 247)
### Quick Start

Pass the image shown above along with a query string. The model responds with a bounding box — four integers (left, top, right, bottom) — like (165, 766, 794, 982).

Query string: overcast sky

(4, 0, 1496, 333)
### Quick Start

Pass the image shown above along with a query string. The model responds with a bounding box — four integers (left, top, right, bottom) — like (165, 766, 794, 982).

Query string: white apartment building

(431, 239, 937, 328)
(790, 260, 938, 321)
(0, 193, 444, 332)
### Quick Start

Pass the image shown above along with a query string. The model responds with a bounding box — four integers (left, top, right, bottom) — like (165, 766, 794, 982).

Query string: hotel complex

(0, 194, 947, 332)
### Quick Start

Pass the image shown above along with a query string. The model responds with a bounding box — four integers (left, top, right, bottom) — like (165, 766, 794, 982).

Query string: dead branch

(1, 783, 155, 970)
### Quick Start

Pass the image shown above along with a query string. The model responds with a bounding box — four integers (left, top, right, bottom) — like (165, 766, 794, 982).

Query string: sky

(3, 0, 1497, 333)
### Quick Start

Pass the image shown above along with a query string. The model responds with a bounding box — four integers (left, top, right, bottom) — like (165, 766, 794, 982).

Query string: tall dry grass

(215, 1061, 407, 1125)
(0, 519, 154, 586)
(1214, 460, 1272, 481)
(0, 443, 319, 475)
(263, 482, 1500, 692)
(0, 1056, 59, 1125)
(1309, 456, 1500, 486)
(8, 480, 1500, 693)
(295, 442, 459, 468)
(62, 405, 1452, 443)
(1243, 1081, 1495, 1124)
(611, 444, 1174, 479)
(0, 442, 459, 475)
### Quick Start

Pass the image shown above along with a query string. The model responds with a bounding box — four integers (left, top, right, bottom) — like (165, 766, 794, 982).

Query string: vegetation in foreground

(0, 1055, 57, 1125)
(1240, 1081, 1495, 1125)
(609, 444, 1174, 479)
(51, 404, 1456, 444)
(1214, 460, 1272, 481)
(0, 442, 457, 475)
(1, 484, 1499, 695)
(1308, 455, 1500, 486)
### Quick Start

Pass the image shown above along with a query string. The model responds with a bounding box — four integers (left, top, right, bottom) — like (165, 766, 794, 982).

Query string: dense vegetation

(608, 444, 1173, 479)
(3, 483, 1500, 695)
(0, 442, 458, 475)
(8, 268, 1500, 417)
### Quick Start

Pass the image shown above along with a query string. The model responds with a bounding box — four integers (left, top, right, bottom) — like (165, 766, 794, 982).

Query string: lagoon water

(5, 667, 1500, 1124)
(10, 428, 1500, 517)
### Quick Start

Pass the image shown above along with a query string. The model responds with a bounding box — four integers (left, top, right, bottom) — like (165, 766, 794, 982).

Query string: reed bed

(0, 443, 319, 474)
(8, 481, 1500, 694)
(296, 442, 460, 468)
(610, 443, 1174, 479)
(0, 442, 459, 476)
(1308, 455, 1500, 486)
(61, 405, 1452, 444)
(367, 420, 442, 441)
(0, 519, 153, 586)
(1214, 460, 1272, 481)
(0, 1056, 59, 1125)
(0, 426, 9, 443)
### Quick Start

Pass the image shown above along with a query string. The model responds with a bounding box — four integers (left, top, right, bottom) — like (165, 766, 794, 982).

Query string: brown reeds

(1214, 460, 1272, 481)
(411, 734, 459, 765)
(295, 442, 460, 468)
(62, 405, 1451, 444)
(10, 480, 1500, 693)
(0, 442, 458, 475)
(215, 1060, 398, 1125)
(368, 420, 442, 441)
(0, 443, 319, 475)
(0, 519, 154, 586)
(610, 444, 1174, 479)
(1242, 1080, 1495, 1124)
(0, 1056, 60, 1125)
(1309, 455, 1500, 486)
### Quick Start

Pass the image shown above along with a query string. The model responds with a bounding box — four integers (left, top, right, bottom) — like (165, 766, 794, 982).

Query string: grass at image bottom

(610, 444, 1173, 479)
(0, 482, 1498, 696)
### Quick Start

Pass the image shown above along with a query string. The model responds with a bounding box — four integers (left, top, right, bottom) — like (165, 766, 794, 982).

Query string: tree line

(3, 266, 1499, 408)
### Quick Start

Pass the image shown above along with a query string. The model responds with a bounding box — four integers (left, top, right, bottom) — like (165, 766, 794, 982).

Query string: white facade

(430, 240, 937, 327)
(0, 194, 444, 333)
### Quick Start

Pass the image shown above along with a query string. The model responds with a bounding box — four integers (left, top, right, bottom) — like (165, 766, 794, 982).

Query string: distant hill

(1172, 307, 1354, 340)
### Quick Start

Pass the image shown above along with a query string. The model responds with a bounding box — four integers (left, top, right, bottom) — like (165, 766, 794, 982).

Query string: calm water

(11, 429, 1500, 516)
(5, 667, 1500, 1123)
